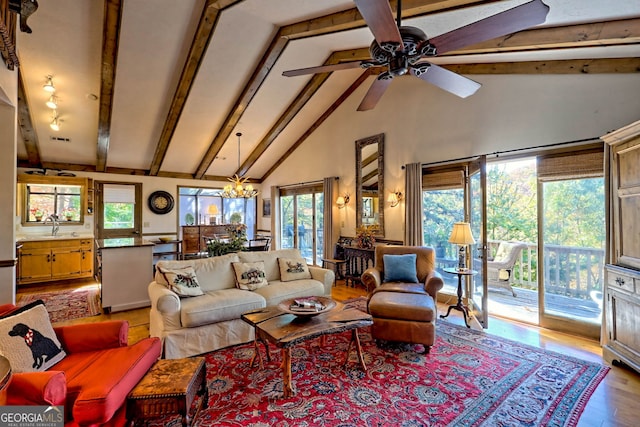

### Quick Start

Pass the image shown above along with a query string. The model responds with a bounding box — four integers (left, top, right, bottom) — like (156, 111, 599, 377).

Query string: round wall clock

(148, 191, 174, 214)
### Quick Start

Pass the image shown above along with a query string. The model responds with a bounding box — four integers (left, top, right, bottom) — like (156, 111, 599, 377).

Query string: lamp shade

(208, 205, 219, 215)
(336, 196, 346, 208)
(448, 222, 476, 245)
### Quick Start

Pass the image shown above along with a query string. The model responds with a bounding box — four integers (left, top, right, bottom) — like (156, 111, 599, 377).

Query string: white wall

(262, 72, 640, 242)
(0, 65, 18, 304)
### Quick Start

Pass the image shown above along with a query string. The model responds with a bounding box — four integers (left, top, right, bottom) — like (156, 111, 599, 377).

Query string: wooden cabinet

(181, 225, 231, 256)
(602, 119, 640, 373)
(18, 238, 94, 285)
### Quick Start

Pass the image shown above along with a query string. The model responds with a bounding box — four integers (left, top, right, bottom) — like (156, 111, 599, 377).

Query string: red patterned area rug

(152, 300, 609, 427)
(17, 285, 101, 323)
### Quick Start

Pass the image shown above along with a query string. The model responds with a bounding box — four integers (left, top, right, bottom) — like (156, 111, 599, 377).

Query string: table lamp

(208, 205, 219, 225)
(448, 222, 476, 270)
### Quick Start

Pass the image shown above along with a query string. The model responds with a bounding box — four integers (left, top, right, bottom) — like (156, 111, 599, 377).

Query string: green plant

(184, 212, 195, 225)
(207, 223, 248, 256)
(230, 212, 242, 224)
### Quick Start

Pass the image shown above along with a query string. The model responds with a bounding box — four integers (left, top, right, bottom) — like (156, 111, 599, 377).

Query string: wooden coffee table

(126, 357, 207, 427)
(241, 299, 373, 398)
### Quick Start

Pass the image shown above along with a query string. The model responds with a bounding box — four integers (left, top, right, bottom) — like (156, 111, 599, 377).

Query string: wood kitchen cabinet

(18, 238, 94, 285)
(602, 119, 640, 373)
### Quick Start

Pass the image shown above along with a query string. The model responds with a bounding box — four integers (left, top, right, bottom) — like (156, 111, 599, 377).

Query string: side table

(440, 267, 477, 328)
(127, 357, 208, 427)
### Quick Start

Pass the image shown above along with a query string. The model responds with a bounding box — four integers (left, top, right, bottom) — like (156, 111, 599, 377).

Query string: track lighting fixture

(50, 112, 60, 131)
(46, 95, 58, 109)
(43, 75, 55, 92)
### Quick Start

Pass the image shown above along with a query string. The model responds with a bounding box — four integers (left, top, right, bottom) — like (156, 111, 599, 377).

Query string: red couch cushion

(51, 337, 161, 425)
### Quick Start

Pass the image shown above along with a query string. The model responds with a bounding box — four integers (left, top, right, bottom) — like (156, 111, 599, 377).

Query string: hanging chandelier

(218, 132, 259, 199)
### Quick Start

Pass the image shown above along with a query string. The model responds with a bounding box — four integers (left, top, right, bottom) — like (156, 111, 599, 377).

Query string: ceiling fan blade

(354, 0, 403, 51)
(357, 76, 393, 111)
(430, 0, 550, 55)
(411, 63, 480, 98)
(283, 61, 364, 77)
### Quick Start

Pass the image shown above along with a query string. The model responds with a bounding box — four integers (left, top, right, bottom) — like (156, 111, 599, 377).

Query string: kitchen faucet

(43, 214, 60, 236)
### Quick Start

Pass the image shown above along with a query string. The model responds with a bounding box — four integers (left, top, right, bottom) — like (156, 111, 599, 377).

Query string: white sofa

(148, 248, 334, 358)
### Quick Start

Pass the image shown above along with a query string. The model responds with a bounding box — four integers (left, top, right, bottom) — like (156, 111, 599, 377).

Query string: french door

(279, 184, 324, 265)
(468, 157, 488, 328)
(423, 157, 488, 328)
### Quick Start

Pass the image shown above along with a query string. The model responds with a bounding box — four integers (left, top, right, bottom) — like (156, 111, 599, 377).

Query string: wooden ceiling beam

(261, 71, 372, 181)
(235, 52, 347, 178)
(193, 32, 289, 179)
(148, 0, 240, 176)
(17, 71, 41, 168)
(96, 0, 123, 173)
(445, 58, 640, 74)
(281, 0, 503, 40)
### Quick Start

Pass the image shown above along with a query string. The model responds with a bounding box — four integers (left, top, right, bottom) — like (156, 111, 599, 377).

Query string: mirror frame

(355, 133, 384, 237)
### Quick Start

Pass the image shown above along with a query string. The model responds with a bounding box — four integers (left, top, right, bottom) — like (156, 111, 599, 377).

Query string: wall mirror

(355, 133, 384, 237)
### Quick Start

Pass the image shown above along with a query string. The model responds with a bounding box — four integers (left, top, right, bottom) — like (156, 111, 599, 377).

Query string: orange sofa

(0, 303, 161, 426)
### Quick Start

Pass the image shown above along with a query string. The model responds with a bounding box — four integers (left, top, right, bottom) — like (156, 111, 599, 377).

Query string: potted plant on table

(207, 223, 248, 257)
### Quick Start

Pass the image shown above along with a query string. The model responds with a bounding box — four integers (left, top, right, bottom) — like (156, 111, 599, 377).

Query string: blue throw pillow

(383, 253, 418, 283)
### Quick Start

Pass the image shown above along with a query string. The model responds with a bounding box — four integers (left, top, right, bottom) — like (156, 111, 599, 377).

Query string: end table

(440, 267, 477, 328)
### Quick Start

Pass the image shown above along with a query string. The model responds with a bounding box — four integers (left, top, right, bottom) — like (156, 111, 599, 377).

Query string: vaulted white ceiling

(14, 0, 640, 181)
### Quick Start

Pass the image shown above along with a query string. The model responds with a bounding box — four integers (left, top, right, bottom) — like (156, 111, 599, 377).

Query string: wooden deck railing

(486, 241, 605, 300)
(435, 241, 605, 301)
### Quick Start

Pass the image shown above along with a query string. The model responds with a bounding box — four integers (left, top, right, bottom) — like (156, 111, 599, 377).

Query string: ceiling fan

(283, 0, 550, 111)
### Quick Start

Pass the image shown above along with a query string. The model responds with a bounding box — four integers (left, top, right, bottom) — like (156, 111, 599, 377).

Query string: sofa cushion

(383, 253, 419, 283)
(180, 289, 266, 328)
(0, 300, 66, 373)
(238, 248, 303, 282)
(157, 265, 204, 297)
(51, 337, 161, 425)
(155, 253, 240, 292)
(278, 257, 312, 282)
(232, 262, 268, 290)
(253, 279, 325, 306)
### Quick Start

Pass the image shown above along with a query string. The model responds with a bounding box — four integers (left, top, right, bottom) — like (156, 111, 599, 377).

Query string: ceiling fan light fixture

(45, 95, 58, 109)
(43, 75, 55, 93)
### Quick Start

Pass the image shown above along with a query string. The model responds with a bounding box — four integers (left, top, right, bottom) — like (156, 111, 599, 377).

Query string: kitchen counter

(16, 233, 94, 242)
(96, 238, 154, 313)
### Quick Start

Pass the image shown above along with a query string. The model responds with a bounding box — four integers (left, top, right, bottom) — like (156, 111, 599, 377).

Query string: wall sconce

(336, 194, 350, 209)
(46, 95, 58, 109)
(50, 112, 60, 131)
(387, 191, 403, 207)
(43, 75, 56, 93)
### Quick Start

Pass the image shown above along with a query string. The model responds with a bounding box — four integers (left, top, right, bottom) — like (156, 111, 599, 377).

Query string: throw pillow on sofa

(278, 257, 311, 282)
(157, 265, 204, 297)
(232, 261, 268, 291)
(0, 300, 66, 373)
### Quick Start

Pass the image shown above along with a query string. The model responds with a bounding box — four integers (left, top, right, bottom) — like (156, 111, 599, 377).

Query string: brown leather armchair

(362, 245, 444, 353)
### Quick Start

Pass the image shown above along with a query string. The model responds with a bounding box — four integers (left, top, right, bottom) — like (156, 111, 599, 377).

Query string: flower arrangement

(355, 224, 377, 249)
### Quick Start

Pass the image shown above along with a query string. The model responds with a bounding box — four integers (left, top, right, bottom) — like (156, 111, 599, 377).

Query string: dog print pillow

(0, 300, 66, 373)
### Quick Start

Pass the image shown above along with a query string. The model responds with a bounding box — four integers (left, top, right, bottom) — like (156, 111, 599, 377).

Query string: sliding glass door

(279, 184, 324, 265)
(538, 149, 605, 339)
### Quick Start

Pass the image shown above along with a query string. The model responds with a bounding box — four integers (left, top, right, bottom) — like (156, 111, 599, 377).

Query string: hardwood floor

(17, 279, 640, 426)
